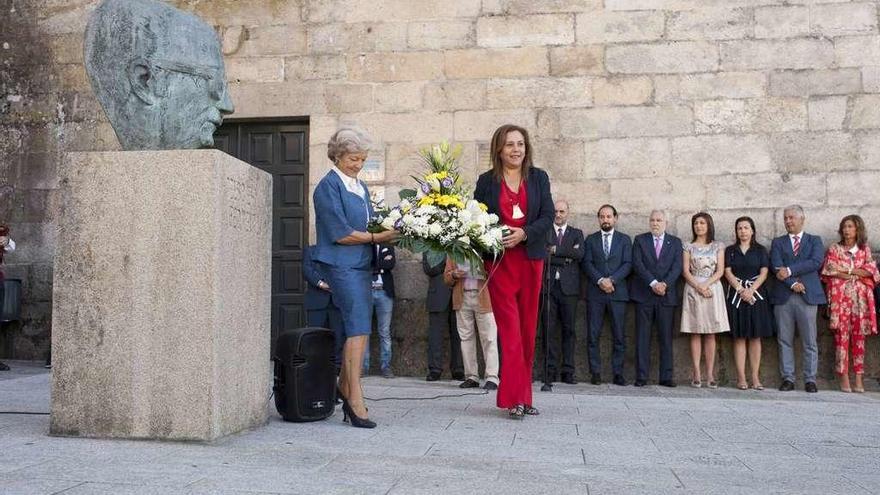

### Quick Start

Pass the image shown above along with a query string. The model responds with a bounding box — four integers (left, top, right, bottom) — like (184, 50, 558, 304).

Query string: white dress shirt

(332, 166, 365, 197)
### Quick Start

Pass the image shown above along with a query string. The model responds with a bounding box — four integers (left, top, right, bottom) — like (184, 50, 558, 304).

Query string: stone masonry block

(610, 175, 705, 212)
(721, 40, 834, 71)
(560, 106, 693, 139)
(51, 150, 271, 442)
(536, 108, 562, 140)
(810, 3, 878, 38)
(229, 81, 327, 119)
(770, 69, 862, 97)
(348, 52, 444, 82)
(486, 78, 592, 109)
(423, 80, 487, 111)
(308, 22, 408, 54)
(576, 11, 664, 44)
(857, 131, 880, 169)
(551, 180, 611, 214)
(225, 57, 283, 83)
(501, 0, 603, 14)
(407, 20, 474, 50)
(835, 35, 880, 68)
(549, 46, 604, 76)
(179, 0, 301, 26)
(654, 72, 766, 102)
(236, 25, 307, 57)
(306, 0, 480, 23)
(827, 171, 880, 206)
(452, 109, 537, 141)
(705, 172, 826, 209)
(593, 77, 653, 106)
(605, 0, 785, 10)
(606, 42, 718, 74)
(694, 98, 807, 134)
(373, 82, 425, 113)
(343, 112, 454, 144)
(769, 131, 858, 174)
(531, 139, 585, 182)
(671, 134, 773, 176)
(808, 96, 848, 131)
(585, 137, 670, 179)
(863, 67, 880, 93)
(850, 95, 880, 130)
(283, 55, 347, 81)
(477, 14, 574, 48)
(445, 47, 549, 79)
(666, 7, 753, 41)
(325, 83, 374, 114)
(755, 6, 810, 39)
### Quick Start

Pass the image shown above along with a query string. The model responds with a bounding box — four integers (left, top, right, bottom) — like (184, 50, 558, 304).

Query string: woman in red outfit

(474, 124, 554, 419)
(820, 215, 879, 393)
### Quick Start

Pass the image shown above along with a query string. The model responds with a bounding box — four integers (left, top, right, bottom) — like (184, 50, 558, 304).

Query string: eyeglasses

(152, 58, 227, 99)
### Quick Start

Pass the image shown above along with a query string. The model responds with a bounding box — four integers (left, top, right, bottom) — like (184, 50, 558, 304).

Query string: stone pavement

(1, 360, 879, 495)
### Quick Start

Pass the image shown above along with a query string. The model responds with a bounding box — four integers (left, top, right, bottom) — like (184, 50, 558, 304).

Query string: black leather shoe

(779, 380, 795, 391)
(658, 380, 677, 388)
(459, 379, 479, 389)
(590, 374, 601, 385)
(483, 381, 498, 390)
(426, 372, 441, 382)
(0, 361, 9, 371)
(613, 375, 628, 386)
(561, 373, 577, 385)
(451, 371, 465, 381)
(805, 382, 818, 393)
(634, 379, 647, 387)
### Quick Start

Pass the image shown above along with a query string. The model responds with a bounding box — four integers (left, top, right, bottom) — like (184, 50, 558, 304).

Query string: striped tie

(793, 235, 800, 257)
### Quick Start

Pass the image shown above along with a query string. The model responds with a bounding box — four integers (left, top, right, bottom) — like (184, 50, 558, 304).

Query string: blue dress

(313, 171, 374, 338)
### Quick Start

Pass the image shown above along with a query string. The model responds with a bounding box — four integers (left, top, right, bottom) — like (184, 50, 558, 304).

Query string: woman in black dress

(723, 217, 774, 390)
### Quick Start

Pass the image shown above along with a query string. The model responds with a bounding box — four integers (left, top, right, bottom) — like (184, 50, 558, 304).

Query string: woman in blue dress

(313, 126, 398, 428)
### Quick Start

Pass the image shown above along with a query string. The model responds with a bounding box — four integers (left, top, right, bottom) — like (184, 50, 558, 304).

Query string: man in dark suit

(770, 205, 826, 393)
(540, 200, 584, 385)
(581, 204, 632, 386)
(303, 244, 344, 371)
(364, 244, 396, 378)
(630, 210, 682, 387)
(423, 253, 464, 382)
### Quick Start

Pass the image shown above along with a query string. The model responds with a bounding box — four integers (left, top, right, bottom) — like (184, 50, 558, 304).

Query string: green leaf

(399, 189, 417, 200)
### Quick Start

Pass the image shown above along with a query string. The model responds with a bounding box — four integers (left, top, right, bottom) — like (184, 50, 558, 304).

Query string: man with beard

(581, 205, 632, 386)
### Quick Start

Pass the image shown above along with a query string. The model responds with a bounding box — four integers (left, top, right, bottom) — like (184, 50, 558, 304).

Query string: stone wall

(2, 1, 880, 382)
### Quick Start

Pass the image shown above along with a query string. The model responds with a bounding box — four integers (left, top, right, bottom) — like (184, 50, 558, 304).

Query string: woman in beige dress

(681, 212, 730, 388)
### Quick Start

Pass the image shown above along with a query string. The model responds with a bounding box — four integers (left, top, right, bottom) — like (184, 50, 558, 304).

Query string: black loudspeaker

(273, 327, 337, 422)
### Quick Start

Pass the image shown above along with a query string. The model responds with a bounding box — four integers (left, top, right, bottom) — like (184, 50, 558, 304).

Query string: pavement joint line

(670, 468, 685, 488)
(733, 454, 753, 471)
(420, 442, 435, 457)
(49, 481, 86, 495)
(511, 432, 516, 447)
(580, 447, 586, 465)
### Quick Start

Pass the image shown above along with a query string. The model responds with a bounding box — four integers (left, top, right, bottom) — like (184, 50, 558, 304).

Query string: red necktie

(793, 235, 800, 256)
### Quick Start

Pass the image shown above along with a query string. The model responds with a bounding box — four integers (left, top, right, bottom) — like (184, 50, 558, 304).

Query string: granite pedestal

(50, 150, 272, 442)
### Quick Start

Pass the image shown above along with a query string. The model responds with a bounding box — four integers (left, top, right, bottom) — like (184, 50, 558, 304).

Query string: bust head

(84, 0, 234, 150)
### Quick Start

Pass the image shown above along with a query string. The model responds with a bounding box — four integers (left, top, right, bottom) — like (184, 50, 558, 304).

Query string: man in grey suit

(423, 254, 464, 382)
(581, 205, 632, 386)
(769, 205, 826, 393)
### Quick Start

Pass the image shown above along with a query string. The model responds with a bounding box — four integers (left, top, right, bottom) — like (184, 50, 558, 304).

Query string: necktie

(654, 237, 662, 259)
(793, 235, 801, 257)
(603, 233, 611, 258)
(556, 228, 563, 246)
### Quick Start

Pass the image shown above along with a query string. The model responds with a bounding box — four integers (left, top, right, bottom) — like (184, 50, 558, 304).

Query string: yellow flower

(419, 195, 435, 206)
(478, 202, 488, 212)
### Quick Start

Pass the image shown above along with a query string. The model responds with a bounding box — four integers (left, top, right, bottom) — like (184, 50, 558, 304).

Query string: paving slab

(1, 362, 879, 494)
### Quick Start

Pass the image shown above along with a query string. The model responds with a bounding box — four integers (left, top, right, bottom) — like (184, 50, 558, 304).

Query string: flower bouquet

(369, 141, 504, 273)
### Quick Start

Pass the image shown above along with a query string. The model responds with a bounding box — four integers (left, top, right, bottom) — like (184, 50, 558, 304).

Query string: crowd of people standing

(309, 123, 879, 427)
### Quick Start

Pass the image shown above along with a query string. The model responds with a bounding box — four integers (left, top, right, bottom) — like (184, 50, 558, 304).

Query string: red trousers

(486, 247, 544, 409)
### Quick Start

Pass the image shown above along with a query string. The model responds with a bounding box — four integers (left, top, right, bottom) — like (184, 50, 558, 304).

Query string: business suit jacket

(303, 245, 334, 311)
(629, 232, 683, 306)
(544, 225, 585, 296)
(473, 167, 555, 260)
(372, 244, 396, 298)
(769, 233, 827, 306)
(581, 230, 633, 302)
(423, 254, 452, 312)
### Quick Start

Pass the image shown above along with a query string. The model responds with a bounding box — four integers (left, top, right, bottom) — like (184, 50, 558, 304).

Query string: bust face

(85, 0, 234, 150)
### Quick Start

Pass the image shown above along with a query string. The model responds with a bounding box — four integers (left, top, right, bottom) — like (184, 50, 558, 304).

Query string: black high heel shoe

(341, 400, 376, 429)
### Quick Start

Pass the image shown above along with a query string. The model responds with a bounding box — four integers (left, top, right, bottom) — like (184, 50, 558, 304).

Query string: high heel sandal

(508, 405, 525, 420)
(342, 400, 376, 429)
(522, 405, 540, 416)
